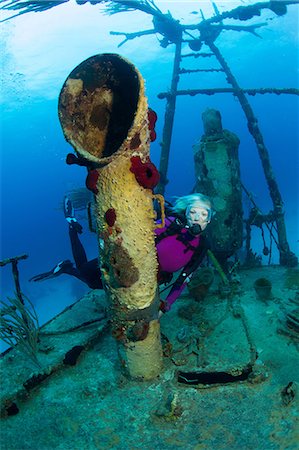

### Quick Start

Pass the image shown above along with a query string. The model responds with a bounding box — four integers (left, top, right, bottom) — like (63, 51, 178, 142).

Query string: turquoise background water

(0, 1, 298, 330)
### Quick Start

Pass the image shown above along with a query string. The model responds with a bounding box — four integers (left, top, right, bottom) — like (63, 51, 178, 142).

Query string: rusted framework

(1, 0, 298, 265)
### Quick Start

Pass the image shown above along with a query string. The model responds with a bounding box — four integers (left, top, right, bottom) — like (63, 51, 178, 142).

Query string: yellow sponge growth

(59, 54, 163, 380)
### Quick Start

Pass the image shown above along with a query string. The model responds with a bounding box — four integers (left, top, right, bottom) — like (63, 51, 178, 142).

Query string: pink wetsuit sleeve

(155, 217, 176, 235)
(163, 281, 187, 312)
(161, 235, 208, 312)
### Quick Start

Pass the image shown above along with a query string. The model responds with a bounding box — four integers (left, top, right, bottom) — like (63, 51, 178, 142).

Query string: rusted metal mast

(1, 0, 298, 265)
(156, 37, 182, 194)
(206, 40, 297, 266)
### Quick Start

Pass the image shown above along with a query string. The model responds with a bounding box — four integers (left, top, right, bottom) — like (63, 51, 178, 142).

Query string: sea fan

(103, 0, 162, 17)
(0, 1, 69, 18)
(0, 0, 162, 21)
(0, 294, 41, 368)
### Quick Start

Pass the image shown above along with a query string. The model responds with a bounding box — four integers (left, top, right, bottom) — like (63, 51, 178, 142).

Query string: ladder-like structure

(1, 0, 298, 265)
(155, 32, 298, 266)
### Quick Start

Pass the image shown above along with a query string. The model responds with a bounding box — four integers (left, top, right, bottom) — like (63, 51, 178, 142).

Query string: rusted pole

(0, 254, 29, 325)
(156, 35, 182, 195)
(0, 254, 28, 305)
(207, 41, 297, 267)
(0, 254, 28, 267)
(158, 87, 299, 99)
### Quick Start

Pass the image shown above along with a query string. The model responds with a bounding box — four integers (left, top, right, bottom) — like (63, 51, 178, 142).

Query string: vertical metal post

(0, 254, 29, 325)
(156, 36, 182, 195)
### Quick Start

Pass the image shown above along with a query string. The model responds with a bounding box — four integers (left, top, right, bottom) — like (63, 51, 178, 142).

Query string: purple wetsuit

(155, 217, 207, 312)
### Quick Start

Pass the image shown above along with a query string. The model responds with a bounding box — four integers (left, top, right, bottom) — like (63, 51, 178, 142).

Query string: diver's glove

(66, 217, 83, 234)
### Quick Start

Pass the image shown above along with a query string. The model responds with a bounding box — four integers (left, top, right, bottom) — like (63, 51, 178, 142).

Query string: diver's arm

(160, 237, 209, 312)
(160, 273, 189, 313)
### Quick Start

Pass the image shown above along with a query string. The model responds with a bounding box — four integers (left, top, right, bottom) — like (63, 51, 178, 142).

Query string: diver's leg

(30, 260, 75, 282)
(78, 258, 103, 289)
(64, 195, 87, 270)
(69, 225, 88, 270)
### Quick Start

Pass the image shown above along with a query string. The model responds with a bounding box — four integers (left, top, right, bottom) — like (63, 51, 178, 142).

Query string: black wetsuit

(67, 226, 102, 289)
(30, 225, 102, 289)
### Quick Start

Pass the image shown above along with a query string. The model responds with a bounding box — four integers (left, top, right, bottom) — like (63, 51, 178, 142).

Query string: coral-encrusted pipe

(58, 54, 163, 380)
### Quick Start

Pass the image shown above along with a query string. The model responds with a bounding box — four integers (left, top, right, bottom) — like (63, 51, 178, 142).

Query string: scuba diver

(30, 193, 214, 313)
(29, 197, 103, 290)
(156, 193, 213, 312)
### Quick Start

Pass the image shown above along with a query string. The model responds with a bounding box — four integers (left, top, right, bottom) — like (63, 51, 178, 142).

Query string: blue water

(0, 1, 298, 330)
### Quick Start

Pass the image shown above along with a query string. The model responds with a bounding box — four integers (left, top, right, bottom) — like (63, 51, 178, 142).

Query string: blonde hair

(171, 193, 213, 217)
